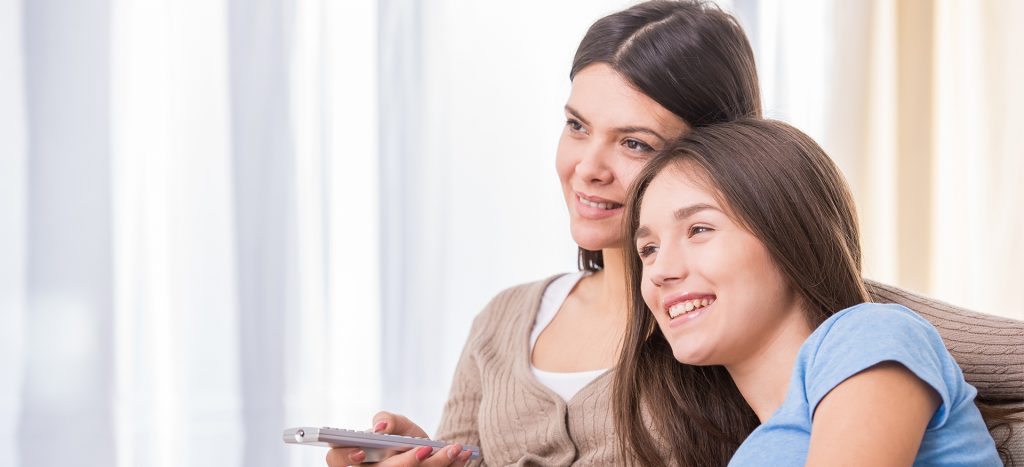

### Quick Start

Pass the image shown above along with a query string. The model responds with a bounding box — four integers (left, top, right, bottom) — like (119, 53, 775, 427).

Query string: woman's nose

(575, 141, 613, 185)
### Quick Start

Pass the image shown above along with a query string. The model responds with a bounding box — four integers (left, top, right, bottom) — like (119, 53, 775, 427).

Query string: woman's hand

(349, 443, 473, 467)
(325, 411, 473, 467)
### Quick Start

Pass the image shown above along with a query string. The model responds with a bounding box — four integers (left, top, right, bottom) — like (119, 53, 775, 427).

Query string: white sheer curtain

(2, 0, 380, 466)
(0, 1, 27, 466)
(110, 1, 241, 466)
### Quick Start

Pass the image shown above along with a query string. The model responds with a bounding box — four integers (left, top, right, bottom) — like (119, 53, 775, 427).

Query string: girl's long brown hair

(613, 119, 869, 466)
(614, 118, 1024, 465)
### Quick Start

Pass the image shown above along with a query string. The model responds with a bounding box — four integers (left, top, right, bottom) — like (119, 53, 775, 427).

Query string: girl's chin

(670, 346, 716, 366)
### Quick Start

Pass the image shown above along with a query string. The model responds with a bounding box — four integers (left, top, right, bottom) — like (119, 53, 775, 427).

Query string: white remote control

(283, 426, 481, 463)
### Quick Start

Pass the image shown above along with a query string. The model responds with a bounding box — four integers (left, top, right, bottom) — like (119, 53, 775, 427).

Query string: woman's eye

(624, 138, 655, 153)
(689, 225, 713, 237)
(638, 244, 658, 258)
(566, 119, 585, 133)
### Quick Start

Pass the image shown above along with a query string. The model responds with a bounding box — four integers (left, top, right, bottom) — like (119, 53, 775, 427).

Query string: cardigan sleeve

(434, 310, 486, 465)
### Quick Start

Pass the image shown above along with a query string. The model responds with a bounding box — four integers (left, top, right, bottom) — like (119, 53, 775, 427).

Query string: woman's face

(556, 63, 688, 252)
(634, 164, 806, 367)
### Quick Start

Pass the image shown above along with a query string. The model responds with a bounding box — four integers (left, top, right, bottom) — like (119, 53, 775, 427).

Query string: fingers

(370, 411, 429, 438)
(325, 447, 366, 467)
(375, 444, 473, 467)
(421, 444, 473, 467)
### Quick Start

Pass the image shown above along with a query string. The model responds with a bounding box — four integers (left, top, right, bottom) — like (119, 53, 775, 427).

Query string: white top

(529, 272, 608, 401)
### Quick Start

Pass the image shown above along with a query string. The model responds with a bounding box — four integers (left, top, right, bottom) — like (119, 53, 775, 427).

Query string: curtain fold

(110, 0, 243, 466)
(0, 0, 26, 465)
(19, 1, 116, 467)
(227, 0, 293, 466)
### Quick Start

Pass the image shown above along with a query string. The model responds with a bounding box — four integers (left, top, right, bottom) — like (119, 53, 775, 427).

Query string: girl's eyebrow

(635, 225, 652, 240)
(674, 203, 719, 221)
(635, 203, 721, 242)
(564, 105, 669, 142)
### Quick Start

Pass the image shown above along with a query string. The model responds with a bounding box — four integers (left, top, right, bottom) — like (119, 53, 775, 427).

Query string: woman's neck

(725, 312, 812, 423)
(593, 248, 627, 314)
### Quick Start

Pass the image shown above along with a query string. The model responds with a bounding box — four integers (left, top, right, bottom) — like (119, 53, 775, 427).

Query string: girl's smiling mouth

(663, 293, 717, 323)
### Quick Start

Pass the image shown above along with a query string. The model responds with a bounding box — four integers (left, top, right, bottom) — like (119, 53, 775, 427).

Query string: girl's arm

(805, 361, 940, 467)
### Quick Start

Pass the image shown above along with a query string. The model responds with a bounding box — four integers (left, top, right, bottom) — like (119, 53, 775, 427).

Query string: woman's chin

(570, 228, 619, 252)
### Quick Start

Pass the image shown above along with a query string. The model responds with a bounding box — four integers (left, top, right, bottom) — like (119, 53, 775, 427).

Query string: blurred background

(1, 0, 1021, 466)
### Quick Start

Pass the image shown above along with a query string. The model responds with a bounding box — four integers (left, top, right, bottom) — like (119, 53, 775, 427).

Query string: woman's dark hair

(613, 119, 869, 466)
(571, 0, 762, 271)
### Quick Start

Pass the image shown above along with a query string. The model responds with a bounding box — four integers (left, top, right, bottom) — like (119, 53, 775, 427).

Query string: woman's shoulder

(468, 273, 575, 335)
(484, 273, 569, 310)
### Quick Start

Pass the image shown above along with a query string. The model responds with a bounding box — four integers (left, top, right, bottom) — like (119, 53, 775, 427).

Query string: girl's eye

(624, 139, 655, 153)
(638, 244, 658, 258)
(566, 119, 585, 133)
(689, 225, 713, 237)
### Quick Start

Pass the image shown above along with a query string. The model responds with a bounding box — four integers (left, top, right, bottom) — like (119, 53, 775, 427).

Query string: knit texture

(436, 276, 1024, 466)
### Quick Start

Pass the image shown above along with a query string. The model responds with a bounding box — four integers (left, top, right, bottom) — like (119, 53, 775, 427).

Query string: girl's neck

(726, 313, 813, 423)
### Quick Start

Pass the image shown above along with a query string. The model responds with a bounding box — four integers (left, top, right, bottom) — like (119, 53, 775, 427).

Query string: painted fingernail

(373, 421, 388, 433)
(448, 444, 463, 460)
(350, 450, 365, 463)
(415, 446, 433, 461)
(458, 450, 472, 462)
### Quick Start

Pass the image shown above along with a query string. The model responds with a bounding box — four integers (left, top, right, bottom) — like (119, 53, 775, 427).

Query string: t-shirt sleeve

(804, 303, 964, 429)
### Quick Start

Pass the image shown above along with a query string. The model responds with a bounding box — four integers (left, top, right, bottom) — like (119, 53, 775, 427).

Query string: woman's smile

(574, 192, 624, 220)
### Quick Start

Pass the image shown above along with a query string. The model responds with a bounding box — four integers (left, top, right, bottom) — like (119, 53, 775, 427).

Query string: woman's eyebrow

(564, 105, 590, 126)
(614, 126, 668, 142)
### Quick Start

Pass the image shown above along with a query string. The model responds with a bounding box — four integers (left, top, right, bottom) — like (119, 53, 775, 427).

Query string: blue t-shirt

(728, 303, 1000, 466)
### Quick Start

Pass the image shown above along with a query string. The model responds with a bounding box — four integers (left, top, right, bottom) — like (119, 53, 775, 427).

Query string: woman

(328, 2, 760, 466)
(615, 118, 1012, 466)
(328, 1, 1019, 466)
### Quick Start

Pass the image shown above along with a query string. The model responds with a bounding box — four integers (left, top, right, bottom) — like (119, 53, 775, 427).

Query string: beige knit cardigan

(435, 275, 1024, 466)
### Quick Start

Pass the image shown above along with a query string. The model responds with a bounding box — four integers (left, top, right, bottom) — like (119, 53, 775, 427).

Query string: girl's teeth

(667, 298, 716, 319)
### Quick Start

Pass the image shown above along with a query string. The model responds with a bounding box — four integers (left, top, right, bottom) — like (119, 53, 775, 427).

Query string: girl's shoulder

(809, 302, 938, 348)
(798, 302, 972, 424)
(801, 301, 951, 374)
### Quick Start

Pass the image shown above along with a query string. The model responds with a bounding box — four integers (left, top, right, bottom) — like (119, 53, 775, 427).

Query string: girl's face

(556, 64, 688, 252)
(634, 164, 807, 367)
